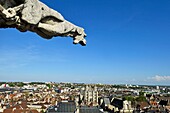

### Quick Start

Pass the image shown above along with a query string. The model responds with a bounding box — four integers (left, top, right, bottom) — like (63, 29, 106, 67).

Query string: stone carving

(0, 0, 86, 46)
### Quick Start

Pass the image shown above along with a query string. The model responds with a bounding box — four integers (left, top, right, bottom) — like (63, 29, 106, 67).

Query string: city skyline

(1, 0, 170, 85)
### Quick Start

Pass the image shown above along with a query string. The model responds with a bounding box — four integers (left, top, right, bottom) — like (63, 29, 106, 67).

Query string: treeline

(0, 82, 45, 87)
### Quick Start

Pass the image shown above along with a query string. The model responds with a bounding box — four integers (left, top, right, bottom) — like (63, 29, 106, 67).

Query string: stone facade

(81, 86, 98, 106)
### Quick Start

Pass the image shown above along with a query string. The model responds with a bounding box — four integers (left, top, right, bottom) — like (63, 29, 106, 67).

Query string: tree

(134, 91, 146, 102)
(46, 84, 52, 89)
(123, 96, 135, 102)
(139, 91, 145, 96)
(123, 96, 136, 107)
(41, 110, 45, 113)
(16, 82, 25, 87)
(8, 83, 15, 87)
(135, 96, 146, 102)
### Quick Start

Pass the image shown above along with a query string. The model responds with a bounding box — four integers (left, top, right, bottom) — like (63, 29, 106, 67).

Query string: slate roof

(159, 100, 168, 106)
(57, 101, 76, 112)
(111, 98, 123, 109)
(0, 88, 14, 93)
(47, 101, 76, 113)
(79, 106, 103, 113)
(103, 98, 110, 105)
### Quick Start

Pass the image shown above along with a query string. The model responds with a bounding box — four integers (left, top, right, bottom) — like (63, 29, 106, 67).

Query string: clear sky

(1, 0, 170, 85)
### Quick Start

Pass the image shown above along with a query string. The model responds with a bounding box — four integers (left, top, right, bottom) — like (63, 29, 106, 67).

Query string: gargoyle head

(73, 27, 87, 46)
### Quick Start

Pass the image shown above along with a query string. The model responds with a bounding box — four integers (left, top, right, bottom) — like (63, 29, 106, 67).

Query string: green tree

(46, 84, 52, 88)
(139, 91, 145, 96)
(16, 82, 25, 87)
(8, 83, 15, 87)
(135, 96, 146, 102)
(124, 96, 135, 102)
(41, 110, 45, 113)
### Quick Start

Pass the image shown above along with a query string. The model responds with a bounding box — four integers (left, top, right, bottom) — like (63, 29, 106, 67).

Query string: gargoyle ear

(77, 28, 84, 35)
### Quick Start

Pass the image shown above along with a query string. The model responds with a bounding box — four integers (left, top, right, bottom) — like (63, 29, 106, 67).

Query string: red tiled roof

(3, 109, 40, 113)
(3, 109, 12, 113)
(137, 101, 150, 109)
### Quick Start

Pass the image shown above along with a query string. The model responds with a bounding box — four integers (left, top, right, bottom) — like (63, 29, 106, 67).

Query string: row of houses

(0, 83, 170, 113)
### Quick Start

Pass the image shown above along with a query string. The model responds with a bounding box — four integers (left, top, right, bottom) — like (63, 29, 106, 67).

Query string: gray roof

(47, 101, 76, 113)
(111, 98, 123, 109)
(79, 106, 103, 113)
(103, 98, 110, 105)
(49, 112, 74, 113)
(57, 101, 76, 112)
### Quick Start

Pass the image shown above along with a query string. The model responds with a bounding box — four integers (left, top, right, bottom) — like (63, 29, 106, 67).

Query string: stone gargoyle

(0, 0, 86, 46)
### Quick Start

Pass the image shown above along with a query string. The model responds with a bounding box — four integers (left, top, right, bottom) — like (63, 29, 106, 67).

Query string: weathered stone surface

(0, 0, 86, 46)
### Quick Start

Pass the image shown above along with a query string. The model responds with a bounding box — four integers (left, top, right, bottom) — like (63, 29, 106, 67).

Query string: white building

(81, 85, 98, 106)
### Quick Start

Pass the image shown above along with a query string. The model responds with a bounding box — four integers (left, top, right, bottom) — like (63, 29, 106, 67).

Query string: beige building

(81, 85, 98, 106)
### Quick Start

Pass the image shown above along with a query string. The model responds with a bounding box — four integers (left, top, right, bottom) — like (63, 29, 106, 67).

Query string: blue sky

(1, 0, 170, 85)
